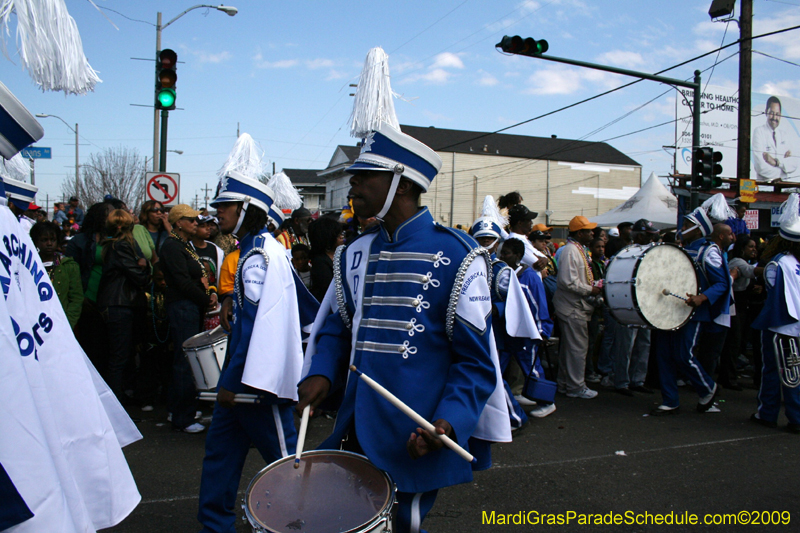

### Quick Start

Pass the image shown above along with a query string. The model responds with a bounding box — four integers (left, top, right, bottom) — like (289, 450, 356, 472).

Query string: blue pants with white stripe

(198, 402, 297, 533)
(757, 331, 800, 426)
(396, 489, 439, 533)
(655, 322, 716, 408)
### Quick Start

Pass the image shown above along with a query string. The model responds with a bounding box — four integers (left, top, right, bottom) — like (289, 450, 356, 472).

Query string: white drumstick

(294, 404, 311, 469)
(349, 365, 476, 464)
(662, 289, 688, 301)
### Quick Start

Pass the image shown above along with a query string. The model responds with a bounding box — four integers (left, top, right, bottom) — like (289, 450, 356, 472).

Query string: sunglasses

(149, 207, 167, 214)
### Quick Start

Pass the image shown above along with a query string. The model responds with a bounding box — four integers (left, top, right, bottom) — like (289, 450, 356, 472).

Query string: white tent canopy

(589, 172, 679, 229)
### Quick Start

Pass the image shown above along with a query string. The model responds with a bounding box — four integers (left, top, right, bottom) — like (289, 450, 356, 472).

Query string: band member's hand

(201, 276, 209, 290)
(208, 292, 218, 309)
(685, 293, 708, 307)
(407, 419, 454, 460)
(297, 376, 331, 417)
(219, 296, 233, 331)
(217, 387, 236, 409)
(590, 285, 601, 296)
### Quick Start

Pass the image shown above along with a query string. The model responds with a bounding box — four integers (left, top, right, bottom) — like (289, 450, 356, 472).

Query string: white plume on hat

(480, 195, 508, 228)
(217, 133, 264, 181)
(700, 192, 736, 222)
(0, 154, 32, 182)
(779, 192, 800, 242)
(349, 47, 400, 139)
(0, 0, 102, 95)
(267, 171, 302, 212)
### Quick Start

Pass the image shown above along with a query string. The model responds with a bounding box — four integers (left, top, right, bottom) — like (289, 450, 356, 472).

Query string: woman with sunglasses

(159, 204, 218, 433)
(139, 200, 172, 256)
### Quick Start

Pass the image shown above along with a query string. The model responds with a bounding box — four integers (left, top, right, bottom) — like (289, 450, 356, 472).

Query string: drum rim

(243, 449, 396, 533)
(182, 325, 228, 349)
(605, 242, 699, 331)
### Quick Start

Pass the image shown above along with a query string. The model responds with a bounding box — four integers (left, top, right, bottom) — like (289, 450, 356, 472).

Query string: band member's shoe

(514, 394, 537, 407)
(529, 403, 556, 418)
(750, 413, 777, 429)
(650, 405, 680, 416)
(697, 384, 718, 413)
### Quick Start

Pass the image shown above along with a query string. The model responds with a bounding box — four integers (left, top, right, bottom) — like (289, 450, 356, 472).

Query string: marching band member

(197, 143, 318, 532)
(298, 123, 504, 533)
(652, 194, 734, 415)
(751, 193, 800, 434)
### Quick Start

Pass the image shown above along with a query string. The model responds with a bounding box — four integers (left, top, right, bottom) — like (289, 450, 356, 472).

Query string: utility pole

(194, 193, 200, 210)
(202, 183, 212, 210)
(736, 0, 753, 193)
(153, 12, 162, 172)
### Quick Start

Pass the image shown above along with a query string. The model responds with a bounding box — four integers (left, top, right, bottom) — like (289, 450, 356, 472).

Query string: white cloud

(477, 70, 498, 86)
(524, 68, 582, 95)
(325, 70, 348, 81)
(255, 59, 298, 69)
(595, 50, 644, 68)
(431, 52, 464, 69)
(306, 58, 335, 69)
(757, 80, 800, 98)
(178, 45, 231, 64)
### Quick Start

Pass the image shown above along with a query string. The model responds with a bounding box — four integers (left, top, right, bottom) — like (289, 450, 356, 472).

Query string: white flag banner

(0, 206, 140, 531)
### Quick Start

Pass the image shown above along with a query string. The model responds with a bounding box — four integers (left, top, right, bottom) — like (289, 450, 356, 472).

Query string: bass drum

(604, 243, 698, 331)
(244, 451, 396, 533)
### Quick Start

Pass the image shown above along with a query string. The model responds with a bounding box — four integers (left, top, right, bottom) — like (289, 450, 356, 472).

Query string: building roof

(283, 168, 325, 185)
(400, 124, 641, 167)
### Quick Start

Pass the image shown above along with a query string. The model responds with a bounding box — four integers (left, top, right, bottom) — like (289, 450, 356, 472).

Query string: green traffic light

(157, 88, 176, 108)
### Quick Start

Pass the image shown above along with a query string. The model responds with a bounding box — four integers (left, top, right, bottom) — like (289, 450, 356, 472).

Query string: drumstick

(294, 404, 311, 468)
(197, 392, 261, 404)
(662, 289, 688, 301)
(349, 365, 476, 464)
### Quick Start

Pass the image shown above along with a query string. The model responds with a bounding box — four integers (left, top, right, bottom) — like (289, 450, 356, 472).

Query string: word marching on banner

(0, 206, 140, 532)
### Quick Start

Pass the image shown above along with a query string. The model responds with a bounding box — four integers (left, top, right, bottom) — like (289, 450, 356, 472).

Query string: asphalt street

(103, 383, 799, 533)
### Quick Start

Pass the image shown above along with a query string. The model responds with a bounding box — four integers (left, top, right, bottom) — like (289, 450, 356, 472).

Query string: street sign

(145, 172, 180, 206)
(20, 146, 51, 159)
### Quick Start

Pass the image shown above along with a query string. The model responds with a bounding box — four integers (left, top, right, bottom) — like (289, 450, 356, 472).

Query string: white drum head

(635, 244, 698, 330)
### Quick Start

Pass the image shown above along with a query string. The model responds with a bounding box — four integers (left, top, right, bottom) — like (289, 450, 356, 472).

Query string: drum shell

(182, 325, 228, 391)
(244, 450, 396, 533)
(604, 243, 698, 331)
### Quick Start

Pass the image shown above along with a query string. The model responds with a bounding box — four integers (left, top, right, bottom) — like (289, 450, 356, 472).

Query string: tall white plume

(349, 47, 399, 138)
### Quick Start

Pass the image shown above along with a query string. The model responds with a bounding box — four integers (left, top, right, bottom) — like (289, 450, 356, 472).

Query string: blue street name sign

(20, 147, 52, 159)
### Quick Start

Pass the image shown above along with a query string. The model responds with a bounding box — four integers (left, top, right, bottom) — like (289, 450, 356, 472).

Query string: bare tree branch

(61, 146, 145, 211)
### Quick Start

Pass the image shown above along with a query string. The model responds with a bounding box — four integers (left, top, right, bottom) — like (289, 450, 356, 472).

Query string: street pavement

(104, 383, 799, 533)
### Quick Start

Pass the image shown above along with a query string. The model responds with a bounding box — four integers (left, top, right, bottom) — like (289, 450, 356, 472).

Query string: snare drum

(244, 451, 396, 533)
(604, 243, 699, 331)
(182, 325, 228, 391)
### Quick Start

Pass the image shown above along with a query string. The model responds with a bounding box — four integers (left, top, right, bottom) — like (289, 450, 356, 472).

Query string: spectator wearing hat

(506, 204, 548, 276)
(159, 204, 217, 433)
(552, 216, 600, 399)
(67, 196, 84, 227)
(605, 219, 658, 396)
(275, 206, 312, 250)
(191, 215, 225, 330)
(604, 221, 634, 259)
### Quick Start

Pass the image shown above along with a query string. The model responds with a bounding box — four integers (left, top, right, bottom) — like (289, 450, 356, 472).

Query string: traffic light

(710, 150, 723, 188)
(496, 35, 549, 56)
(155, 49, 177, 110)
(692, 147, 712, 190)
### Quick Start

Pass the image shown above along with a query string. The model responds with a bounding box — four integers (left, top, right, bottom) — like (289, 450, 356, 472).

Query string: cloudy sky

(4, 0, 800, 207)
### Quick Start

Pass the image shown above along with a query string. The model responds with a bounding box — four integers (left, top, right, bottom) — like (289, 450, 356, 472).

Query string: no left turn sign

(145, 172, 180, 206)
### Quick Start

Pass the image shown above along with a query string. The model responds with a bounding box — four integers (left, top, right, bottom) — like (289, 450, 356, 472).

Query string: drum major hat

(210, 169, 276, 216)
(779, 192, 800, 242)
(3, 176, 37, 211)
(346, 122, 442, 193)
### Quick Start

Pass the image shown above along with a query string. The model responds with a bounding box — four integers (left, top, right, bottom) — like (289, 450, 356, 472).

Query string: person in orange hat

(552, 216, 601, 399)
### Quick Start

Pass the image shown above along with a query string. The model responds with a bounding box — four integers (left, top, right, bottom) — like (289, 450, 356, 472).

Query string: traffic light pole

(159, 110, 169, 172)
(500, 49, 703, 210)
(153, 12, 162, 172)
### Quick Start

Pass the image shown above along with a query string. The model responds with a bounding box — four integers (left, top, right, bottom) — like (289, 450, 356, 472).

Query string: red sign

(744, 209, 759, 230)
(145, 172, 180, 206)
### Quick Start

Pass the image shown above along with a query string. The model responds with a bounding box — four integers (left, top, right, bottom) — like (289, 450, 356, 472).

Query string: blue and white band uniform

(302, 207, 509, 495)
(752, 252, 800, 426)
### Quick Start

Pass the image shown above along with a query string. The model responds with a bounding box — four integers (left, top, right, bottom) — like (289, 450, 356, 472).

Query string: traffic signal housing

(692, 147, 723, 190)
(155, 49, 177, 110)
(710, 150, 723, 189)
(496, 35, 549, 56)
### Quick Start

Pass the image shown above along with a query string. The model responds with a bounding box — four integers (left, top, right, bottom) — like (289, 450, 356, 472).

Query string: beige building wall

(423, 152, 641, 228)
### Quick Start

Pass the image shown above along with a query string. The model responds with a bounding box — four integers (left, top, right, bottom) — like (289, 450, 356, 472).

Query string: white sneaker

(567, 387, 598, 399)
(514, 394, 537, 407)
(180, 422, 206, 434)
(529, 403, 556, 418)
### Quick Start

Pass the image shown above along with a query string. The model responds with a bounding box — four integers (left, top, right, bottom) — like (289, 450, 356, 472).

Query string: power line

(752, 49, 800, 68)
(388, 0, 470, 55)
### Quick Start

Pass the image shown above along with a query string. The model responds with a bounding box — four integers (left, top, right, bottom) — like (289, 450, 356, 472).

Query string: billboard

(675, 85, 800, 183)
